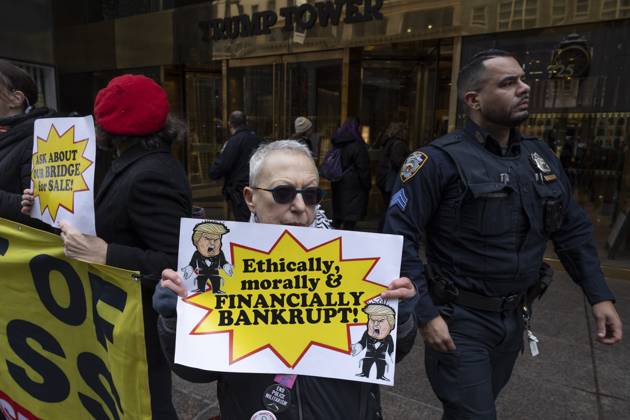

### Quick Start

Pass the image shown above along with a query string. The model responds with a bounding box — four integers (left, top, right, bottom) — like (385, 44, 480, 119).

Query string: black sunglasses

(254, 186, 324, 205)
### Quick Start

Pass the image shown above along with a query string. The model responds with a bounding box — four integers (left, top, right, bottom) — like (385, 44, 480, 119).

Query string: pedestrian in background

(330, 117, 371, 231)
(290, 116, 320, 163)
(385, 49, 622, 419)
(209, 110, 261, 222)
(23, 74, 192, 419)
(0, 59, 57, 229)
(375, 122, 409, 231)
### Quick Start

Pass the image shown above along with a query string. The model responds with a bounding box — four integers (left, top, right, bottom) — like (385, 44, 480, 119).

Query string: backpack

(319, 146, 349, 182)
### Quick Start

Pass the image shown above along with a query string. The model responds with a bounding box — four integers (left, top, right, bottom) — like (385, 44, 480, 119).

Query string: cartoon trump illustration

(352, 301, 396, 381)
(183, 221, 233, 294)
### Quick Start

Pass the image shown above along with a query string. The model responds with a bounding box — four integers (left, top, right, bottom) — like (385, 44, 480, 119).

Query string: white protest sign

(174, 219, 403, 386)
(30, 116, 96, 234)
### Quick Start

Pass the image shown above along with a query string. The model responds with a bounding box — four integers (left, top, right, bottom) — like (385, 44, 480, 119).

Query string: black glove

(152, 282, 178, 318)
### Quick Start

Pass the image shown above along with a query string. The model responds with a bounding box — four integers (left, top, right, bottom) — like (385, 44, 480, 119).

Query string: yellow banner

(0, 218, 151, 419)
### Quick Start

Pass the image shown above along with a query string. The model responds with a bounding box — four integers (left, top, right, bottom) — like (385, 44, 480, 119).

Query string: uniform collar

(463, 118, 522, 157)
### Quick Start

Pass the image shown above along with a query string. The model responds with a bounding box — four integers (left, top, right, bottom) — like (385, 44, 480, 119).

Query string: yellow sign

(0, 219, 151, 419)
(184, 229, 386, 368)
(32, 124, 93, 220)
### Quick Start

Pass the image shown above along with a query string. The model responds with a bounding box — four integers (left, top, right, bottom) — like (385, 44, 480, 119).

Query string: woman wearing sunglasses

(154, 140, 418, 420)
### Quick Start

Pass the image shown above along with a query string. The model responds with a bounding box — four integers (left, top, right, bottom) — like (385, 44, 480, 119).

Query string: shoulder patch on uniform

(400, 151, 429, 183)
(389, 188, 408, 210)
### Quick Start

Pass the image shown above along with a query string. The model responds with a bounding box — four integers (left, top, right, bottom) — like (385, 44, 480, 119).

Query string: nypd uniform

(384, 119, 615, 419)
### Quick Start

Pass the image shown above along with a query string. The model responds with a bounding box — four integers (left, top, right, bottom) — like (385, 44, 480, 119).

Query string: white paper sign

(174, 219, 403, 386)
(30, 116, 96, 234)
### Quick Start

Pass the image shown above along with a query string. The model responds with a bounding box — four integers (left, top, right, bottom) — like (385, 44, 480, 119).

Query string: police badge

(400, 151, 428, 183)
(530, 152, 551, 173)
(529, 152, 557, 182)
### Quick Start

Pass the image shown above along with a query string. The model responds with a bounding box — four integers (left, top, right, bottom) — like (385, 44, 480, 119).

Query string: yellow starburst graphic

(31, 125, 93, 220)
(184, 230, 386, 368)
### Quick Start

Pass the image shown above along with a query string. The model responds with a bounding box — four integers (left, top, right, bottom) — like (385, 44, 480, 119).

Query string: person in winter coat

(375, 122, 409, 231)
(153, 140, 418, 420)
(0, 59, 57, 229)
(209, 110, 261, 222)
(330, 117, 371, 230)
(23, 74, 192, 419)
(375, 122, 409, 206)
(290, 116, 320, 164)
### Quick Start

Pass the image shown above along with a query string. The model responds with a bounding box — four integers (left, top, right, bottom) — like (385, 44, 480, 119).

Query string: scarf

(248, 204, 331, 229)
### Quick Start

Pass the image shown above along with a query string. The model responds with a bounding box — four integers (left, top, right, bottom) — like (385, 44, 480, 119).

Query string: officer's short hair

(364, 303, 396, 330)
(229, 110, 247, 129)
(457, 49, 515, 104)
(249, 140, 316, 187)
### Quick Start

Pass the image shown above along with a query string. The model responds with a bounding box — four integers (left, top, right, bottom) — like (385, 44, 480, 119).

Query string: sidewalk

(171, 271, 630, 419)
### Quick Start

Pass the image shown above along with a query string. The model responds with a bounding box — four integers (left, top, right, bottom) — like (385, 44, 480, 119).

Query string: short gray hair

(249, 140, 316, 187)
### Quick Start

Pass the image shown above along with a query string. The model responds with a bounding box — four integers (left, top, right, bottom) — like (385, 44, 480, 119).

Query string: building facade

(24, 0, 630, 261)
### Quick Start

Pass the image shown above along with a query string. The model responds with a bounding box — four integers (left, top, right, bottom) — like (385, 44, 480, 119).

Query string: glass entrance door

(185, 72, 224, 186)
(359, 41, 453, 150)
(284, 56, 343, 162)
(227, 53, 343, 161)
(228, 64, 277, 140)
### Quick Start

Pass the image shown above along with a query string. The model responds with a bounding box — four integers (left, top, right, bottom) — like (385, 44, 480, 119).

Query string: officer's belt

(454, 288, 525, 312)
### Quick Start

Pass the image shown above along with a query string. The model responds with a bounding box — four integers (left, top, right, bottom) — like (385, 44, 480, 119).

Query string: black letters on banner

(30, 254, 87, 326)
(89, 272, 127, 351)
(77, 352, 124, 420)
(6, 320, 70, 403)
(2, 249, 132, 414)
(0, 235, 8, 256)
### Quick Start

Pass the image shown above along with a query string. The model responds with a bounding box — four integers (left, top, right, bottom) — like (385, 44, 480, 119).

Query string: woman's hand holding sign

(20, 188, 34, 215)
(161, 268, 187, 297)
(380, 277, 416, 300)
(59, 220, 108, 264)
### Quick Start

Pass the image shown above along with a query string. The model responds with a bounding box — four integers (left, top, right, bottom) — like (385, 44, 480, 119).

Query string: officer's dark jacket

(208, 127, 261, 193)
(0, 107, 58, 230)
(157, 315, 382, 420)
(384, 119, 615, 324)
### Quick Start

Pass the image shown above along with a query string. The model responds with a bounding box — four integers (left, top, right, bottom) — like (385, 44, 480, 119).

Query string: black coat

(95, 142, 192, 276)
(95, 141, 192, 419)
(331, 133, 371, 221)
(0, 107, 58, 229)
(209, 127, 261, 195)
(375, 136, 409, 194)
(157, 315, 383, 420)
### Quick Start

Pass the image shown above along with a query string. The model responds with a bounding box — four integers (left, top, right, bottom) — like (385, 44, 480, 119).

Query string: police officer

(384, 49, 622, 419)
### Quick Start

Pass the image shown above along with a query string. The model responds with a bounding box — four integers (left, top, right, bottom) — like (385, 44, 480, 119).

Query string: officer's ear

(463, 91, 481, 112)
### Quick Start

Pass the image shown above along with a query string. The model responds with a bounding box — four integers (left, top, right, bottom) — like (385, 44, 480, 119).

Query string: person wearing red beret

(23, 74, 192, 419)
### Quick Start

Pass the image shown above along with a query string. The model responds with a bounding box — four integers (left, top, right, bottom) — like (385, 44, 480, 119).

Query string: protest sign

(30, 116, 96, 234)
(175, 219, 403, 385)
(0, 218, 151, 419)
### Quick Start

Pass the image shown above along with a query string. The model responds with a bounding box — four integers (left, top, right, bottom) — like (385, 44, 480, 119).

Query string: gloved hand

(152, 282, 178, 318)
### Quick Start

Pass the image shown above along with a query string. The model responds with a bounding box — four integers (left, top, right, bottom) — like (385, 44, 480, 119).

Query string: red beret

(94, 74, 169, 136)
